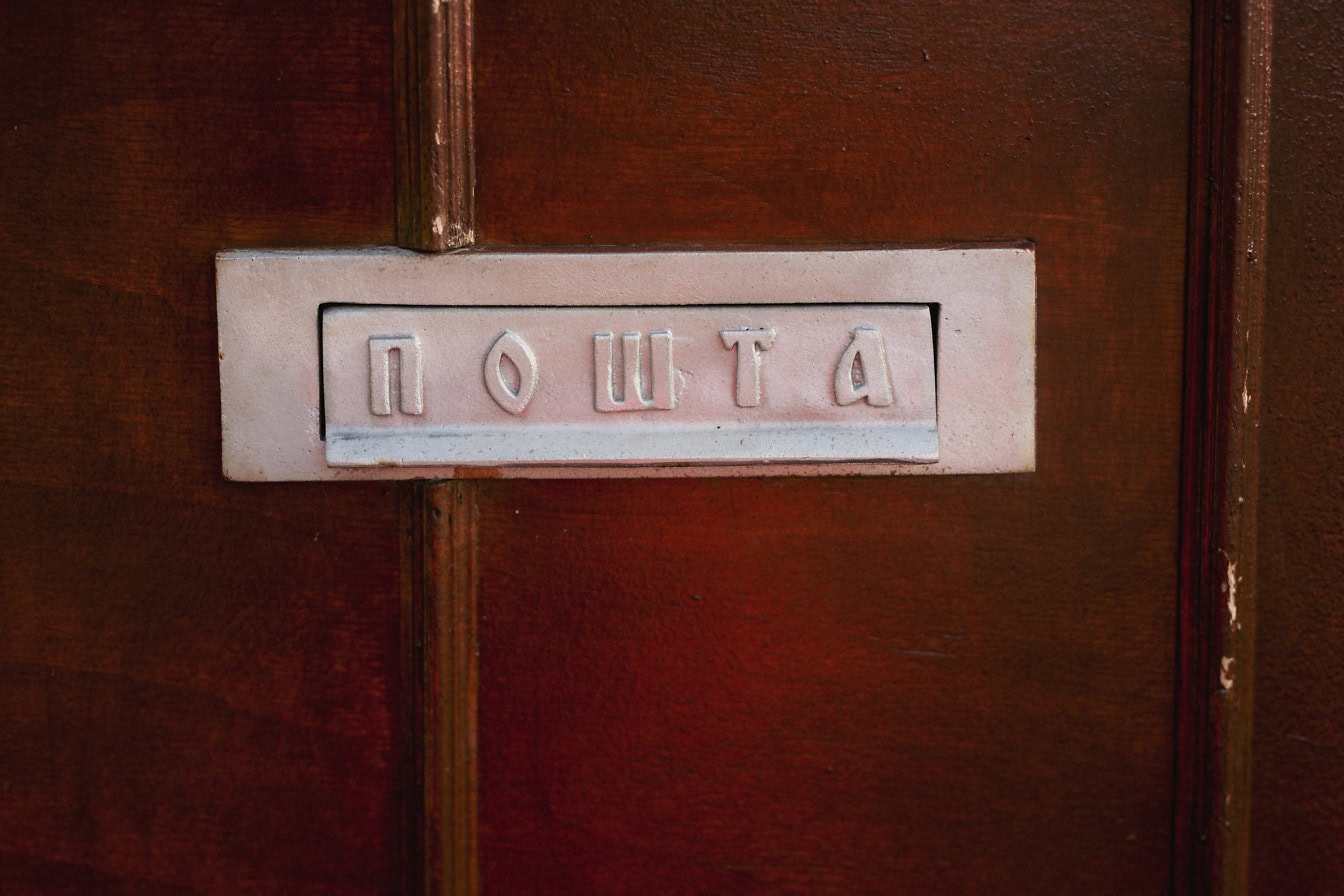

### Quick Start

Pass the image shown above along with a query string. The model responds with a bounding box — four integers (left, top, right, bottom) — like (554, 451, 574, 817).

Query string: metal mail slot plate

(217, 247, 1034, 480)
(322, 304, 937, 467)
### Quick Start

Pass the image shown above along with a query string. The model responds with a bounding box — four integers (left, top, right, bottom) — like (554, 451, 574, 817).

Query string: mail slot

(217, 247, 1034, 479)
(321, 304, 938, 466)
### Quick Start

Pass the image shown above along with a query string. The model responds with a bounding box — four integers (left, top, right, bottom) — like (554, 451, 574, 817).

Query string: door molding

(394, 0, 475, 250)
(395, 2, 479, 895)
(401, 482, 479, 896)
(1175, 2, 1271, 894)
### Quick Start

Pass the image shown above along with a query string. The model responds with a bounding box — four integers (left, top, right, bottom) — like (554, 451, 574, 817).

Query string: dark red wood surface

(10, 1, 1335, 893)
(1249, 1, 1344, 892)
(1175, 2, 1271, 892)
(0, 3, 401, 893)
(472, 2, 1191, 893)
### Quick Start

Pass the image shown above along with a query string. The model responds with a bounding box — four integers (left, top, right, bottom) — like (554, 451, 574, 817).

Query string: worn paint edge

(394, 0, 475, 251)
(1173, 2, 1271, 894)
(1218, 0, 1271, 888)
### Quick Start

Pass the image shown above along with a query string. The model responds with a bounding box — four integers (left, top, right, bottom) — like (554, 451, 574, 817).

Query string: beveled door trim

(395, 2, 478, 895)
(395, 0, 475, 250)
(1174, 1, 1271, 894)
(401, 482, 478, 896)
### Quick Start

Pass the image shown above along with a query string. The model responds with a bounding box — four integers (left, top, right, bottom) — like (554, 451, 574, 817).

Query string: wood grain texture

(394, 0, 475, 249)
(394, 3, 479, 892)
(1175, 2, 1272, 894)
(1218, 3, 1272, 892)
(401, 485, 479, 896)
(1248, 1, 1344, 893)
(0, 2, 401, 893)
(471, 1, 1191, 892)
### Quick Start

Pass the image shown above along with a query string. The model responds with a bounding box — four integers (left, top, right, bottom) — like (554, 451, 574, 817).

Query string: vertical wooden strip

(1218, 0, 1271, 889)
(401, 484, 480, 896)
(1175, 1, 1271, 894)
(395, 1, 478, 893)
(395, 0, 475, 250)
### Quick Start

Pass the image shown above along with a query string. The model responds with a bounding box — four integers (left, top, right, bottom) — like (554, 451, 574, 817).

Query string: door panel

(0, 3, 401, 893)
(472, 2, 1188, 892)
(1250, 1, 1344, 892)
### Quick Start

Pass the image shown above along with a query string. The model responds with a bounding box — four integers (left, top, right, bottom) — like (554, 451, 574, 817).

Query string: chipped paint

(1226, 559, 1239, 629)
(1220, 656, 1235, 691)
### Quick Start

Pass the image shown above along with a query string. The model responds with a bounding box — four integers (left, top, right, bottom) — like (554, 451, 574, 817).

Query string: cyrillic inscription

(322, 305, 938, 466)
(483, 331, 538, 415)
(368, 335, 423, 416)
(217, 246, 1037, 479)
(834, 327, 894, 407)
(593, 330, 676, 412)
(719, 327, 776, 408)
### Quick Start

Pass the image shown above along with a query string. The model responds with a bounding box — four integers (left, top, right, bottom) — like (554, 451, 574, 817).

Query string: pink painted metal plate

(216, 247, 1033, 479)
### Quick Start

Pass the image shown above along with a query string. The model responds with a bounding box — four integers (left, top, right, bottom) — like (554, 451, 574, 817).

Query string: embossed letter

(594, 330, 675, 412)
(483, 331, 538, 415)
(369, 335, 424, 415)
(834, 327, 894, 407)
(719, 327, 776, 408)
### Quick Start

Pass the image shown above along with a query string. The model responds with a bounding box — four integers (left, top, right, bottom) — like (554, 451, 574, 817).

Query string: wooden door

(461, 2, 1198, 893)
(2, 1, 1295, 895)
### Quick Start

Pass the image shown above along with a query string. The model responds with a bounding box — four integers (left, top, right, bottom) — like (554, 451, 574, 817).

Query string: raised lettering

(369, 335, 423, 415)
(834, 327, 894, 407)
(594, 330, 675, 412)
(719, 327, 776, 408)
(483, 331, 538, 415)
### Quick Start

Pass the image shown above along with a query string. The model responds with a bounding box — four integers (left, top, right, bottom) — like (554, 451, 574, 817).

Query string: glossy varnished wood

(401, 485, 479, 896)
(0, 2, 401, 893)
(472, 2, 1191, 892)
(394, 0, 475, 249)
(393, 2, 480, 893)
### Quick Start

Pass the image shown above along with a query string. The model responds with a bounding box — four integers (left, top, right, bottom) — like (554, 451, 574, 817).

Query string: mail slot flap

(321, 304, 937, 467)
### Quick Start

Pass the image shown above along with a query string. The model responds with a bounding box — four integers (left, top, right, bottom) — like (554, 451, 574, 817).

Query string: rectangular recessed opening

(320, 304, 938, 467)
